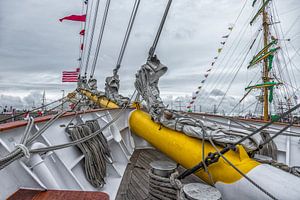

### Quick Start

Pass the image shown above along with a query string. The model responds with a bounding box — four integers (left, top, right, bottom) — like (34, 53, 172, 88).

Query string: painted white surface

(215, 164, 300, 200)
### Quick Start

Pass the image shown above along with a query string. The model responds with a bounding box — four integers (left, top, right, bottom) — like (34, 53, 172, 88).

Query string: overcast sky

(0, 0, 299, 112)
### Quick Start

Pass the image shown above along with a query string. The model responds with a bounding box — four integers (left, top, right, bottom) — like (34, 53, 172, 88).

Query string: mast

(262, 0, 270, 121)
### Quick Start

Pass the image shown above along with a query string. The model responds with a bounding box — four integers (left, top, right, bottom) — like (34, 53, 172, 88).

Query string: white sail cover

(135, 56, 261, 151)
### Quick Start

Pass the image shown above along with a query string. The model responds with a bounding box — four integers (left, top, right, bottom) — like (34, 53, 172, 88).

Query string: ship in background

(1, 0, 300, 199)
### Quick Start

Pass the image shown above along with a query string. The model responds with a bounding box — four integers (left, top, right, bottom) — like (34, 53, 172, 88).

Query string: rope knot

(15, 144, 30, 158)
(170, 171, 183, 190)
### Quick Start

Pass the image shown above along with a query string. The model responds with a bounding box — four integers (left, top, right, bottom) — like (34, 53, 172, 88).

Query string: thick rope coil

(69, 119, 111, 188)
(148, 170, 184, 200)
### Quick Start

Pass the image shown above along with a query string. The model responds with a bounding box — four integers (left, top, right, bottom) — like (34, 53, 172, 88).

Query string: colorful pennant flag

(186, 24, 234, 111)
(79, 29, 85, 35)
(59, 15, 86, 22)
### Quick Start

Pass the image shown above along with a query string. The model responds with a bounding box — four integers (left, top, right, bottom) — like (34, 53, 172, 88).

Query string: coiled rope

(148, 170, 184, 200)
(68, 119, 112, 188)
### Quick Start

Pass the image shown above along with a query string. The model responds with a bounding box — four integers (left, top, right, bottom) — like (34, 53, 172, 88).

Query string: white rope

(15, 144, 30, 159)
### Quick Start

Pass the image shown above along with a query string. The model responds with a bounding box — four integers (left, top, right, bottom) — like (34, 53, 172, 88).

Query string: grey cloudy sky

(0, 0, 299, 112)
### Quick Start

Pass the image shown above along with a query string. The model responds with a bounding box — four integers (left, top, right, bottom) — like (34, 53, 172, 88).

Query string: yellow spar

(80, 89, 119, 109)
(129, 109, 260, 184)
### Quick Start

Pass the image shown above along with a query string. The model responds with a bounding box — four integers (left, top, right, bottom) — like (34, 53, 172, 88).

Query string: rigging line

(78, 1, 85, 70)
(228, 39, 263, 116)
(200, 25, 255, 107)
(289, 43, 300, 58)
(279, 4, 300, 16)
(82, 0, 101, 77)
(283, 14, 300, 37)
(198, 9, 257, 102)
(114, 0, 141, 74)
(148, 0, 172, 60)
(272, 2, 298, 96)
(0, 96, 67, 123)
(207, 137, 277, 200)
(271, 11, 299, 95)
(0, 98, 82, 169)
(90, 0, 111, 78)
(235, 99, 257, 116)
(30, 90, 137, 154)
(178, 103, 300, 181)
(79, 0, 93, 76)
(216, 44, 252, 112)
(188, 0, 249, 107)
(196, 1, 253, 100)
(269, 11, 293, 105)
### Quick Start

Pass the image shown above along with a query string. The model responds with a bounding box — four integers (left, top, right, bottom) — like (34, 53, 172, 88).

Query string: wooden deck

(115, 149, 202, 200)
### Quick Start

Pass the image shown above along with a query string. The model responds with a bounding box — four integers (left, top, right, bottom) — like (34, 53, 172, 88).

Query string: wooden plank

(7, 189, 109, 200)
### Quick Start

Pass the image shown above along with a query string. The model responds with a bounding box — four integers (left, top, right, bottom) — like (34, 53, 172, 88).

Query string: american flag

(62, 68, 80, 82)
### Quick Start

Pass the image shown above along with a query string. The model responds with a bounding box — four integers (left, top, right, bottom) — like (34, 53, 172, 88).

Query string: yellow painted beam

(80, 89, 119, 109)
(129, 110, 260, 184)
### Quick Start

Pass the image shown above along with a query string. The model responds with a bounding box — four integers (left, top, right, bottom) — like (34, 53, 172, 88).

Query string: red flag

(59, 15, 86, 22)
(80, 43, 84, 50)
(79, 29, 85, 36)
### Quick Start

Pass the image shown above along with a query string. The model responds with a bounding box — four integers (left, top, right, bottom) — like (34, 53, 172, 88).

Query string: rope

(79, 0, 92, 76)
(0, 98, 76, 169)
(15, 144, 30, 159)
(148, 170, 183, 200)
(0, 96, 66, 123)
(148, 0, 172, 60)
(90, 0, 111, 78)
(208, 136, 277, 200)
(178, 103, 300, 180)
(83, 0, 101, 77)
(68, 120, 111, 188)
(114, 0, 140, 74)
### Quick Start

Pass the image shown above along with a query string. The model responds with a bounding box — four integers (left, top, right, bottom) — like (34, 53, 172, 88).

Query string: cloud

(0, 0, 299, 113)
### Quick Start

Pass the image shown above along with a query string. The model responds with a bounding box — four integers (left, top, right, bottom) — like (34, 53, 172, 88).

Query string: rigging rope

(207, 136, 277, 200)
(187, 0, 249, 110)
(0, 96, 67, 124)
(148, 0, 172, 60)
(104, 0, 140, 107)
(0, 90, 136, 170)
(198, 8, 257, 108)
(83, 0, 101, 77)
(114, 0, 140, 74)
(79, 0, 93, 76)
(90, 0, 111, 78)
(178, 102, 300, 180)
